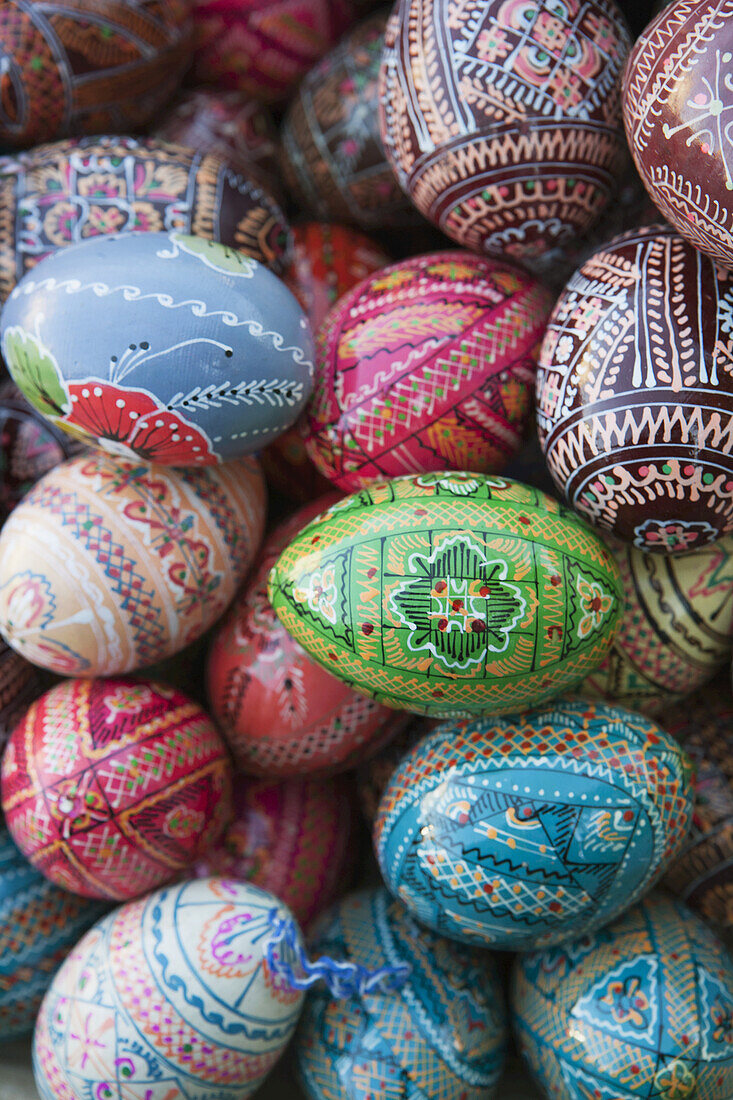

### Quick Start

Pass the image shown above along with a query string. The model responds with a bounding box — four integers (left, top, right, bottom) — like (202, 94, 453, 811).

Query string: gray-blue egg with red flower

(0, 231, 314, 466)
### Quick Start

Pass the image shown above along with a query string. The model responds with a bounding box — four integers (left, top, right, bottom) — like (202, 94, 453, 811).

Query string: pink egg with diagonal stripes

(304, 252, 554, 492)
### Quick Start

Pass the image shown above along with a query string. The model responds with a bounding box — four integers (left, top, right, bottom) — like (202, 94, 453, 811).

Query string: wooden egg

(0, 0, 192, 148)
(33, 878, 305, 1099)
(512, 893, 733, 1100)
(193, 774, 358, 928)
(2, 678, 233, 900)
(268, 473, 624, 717)
(579, 534, 733, 714)
(153, 89, 282, 198)
(379, 0, 631, 261)
(0, 231, 315, 464)
(375, 701, 693, 949)
(304, 252, 554, 491)
(0, 824, 106, 1039)
(659, 683, 733, 931)
(624, 0, 733, 271)
(0, 381, 84, 521)
(537, 225, 733, 550)
(0, 134, 292, 301)
(207, 495, 407, 776)
(296, 888, 507, 1100)
(0, 452, 266, 677)
(281, 12, 417, 229)
(192, 0, 353, 102)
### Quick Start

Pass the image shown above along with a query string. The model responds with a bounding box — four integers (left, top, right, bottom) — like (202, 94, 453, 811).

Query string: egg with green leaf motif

(267, 472, 624, 717)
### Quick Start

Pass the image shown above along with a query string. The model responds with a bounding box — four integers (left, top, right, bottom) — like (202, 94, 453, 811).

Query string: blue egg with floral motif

(0, 824, 105, 1040)
(374, 700, 694, 951)
(0, 231, 314, 466)
(512, 892, 733, 1100)
(296, 887, 507, 1100)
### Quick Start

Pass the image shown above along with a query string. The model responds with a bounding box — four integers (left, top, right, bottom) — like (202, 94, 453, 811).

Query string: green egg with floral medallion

(268, 472, 624, 717)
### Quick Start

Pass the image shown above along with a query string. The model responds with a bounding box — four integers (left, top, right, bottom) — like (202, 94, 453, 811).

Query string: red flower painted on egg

(66, 380, 216, 466)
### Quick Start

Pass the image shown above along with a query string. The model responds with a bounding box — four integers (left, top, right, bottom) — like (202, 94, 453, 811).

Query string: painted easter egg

(0, 825, 106, 1039)
(261, 222, 390, 502)
(512, 892, 733, 1100)
(207, 495, 407, 775)
(192, 0, 354, 102)
(659, 684, 733, 931)
(296, 888, 507, 1100)
(375, 700, 693, 949)
(0, 451, 266, 677)
(624, 0, 733, 271)
(0, 636, 43, 752)
(193, 775, 358, 928)
(268, 473, 624, 717)
(153, 89, 282, 198)
(0, 135, 292, 301)
(33, 878, 305, 1100)
(537, 225, 733, 551)
(305, 252, 554, 491)
(0, 0, 192, 148)
(379, 0, 632, 261)
(0, 381, 84, 521)
(0, 231, 314, 464)
(281, 12, 417, 229)
(2, 677, 233, 900)
(579, 534, 733, 714)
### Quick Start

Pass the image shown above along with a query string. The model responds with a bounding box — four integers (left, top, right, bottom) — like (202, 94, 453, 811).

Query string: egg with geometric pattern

(33, 877, 306, 1099)
(0, 824, 106, 1039)
(375, 700, 694, 950)
(512, 892, 733, 1100)
(2, 677, 233, 900)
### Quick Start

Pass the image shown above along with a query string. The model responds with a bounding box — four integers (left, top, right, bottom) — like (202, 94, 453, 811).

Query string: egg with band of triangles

(374, 699, 694, 950)
(267, 472, 625, 717)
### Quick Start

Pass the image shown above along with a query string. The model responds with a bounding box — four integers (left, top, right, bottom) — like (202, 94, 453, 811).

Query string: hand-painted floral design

(389, 535, 526, 671)
(711, 998, 733, 1045)
(167, 233, 258, 277)
(475, 26, 511, 62)
(653, 1059, 697, 1099)
(633, 519, 718, 552)
(0, 571, 89, 673)
(66, 380, 216, 466)
(293, 564, 339, 626)
(598, 975, 651, 1030)
(2, 327, 70, 418)
(576, 575, 614, 639)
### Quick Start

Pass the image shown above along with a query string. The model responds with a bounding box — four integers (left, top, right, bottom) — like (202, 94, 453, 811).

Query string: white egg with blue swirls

(0, 231, 314, 466)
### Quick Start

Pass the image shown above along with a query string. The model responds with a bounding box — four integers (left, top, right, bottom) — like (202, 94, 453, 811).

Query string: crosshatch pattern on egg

(374, 700, 694, 950)
(268, 472, 624, 717)
(0, 231, 314, 466)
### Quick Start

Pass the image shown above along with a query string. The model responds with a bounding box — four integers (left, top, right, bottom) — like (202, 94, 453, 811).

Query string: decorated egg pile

(0, 0, 192, 148)
(2, 677, 233, 900)
(281, 12, 416, 229)
(624, 0, 733, 270)
(191, 0, 353, 102)
(193, 774, 358, 928)
(269, 473, 624, 717)
(375, 700, 693, 950)
(34, 878, 306, 1099)
(357, 717, 435, 823)
(207, 495, 405, 776)
(579, 533, 733, 714)
(0, 824, 106, 1039)
(537, 225, 733, 550)
(512, 892, 733, 1099)
(305, 253, 554, 490)
(153, 89, 282, 197)
(0, 381, 84, 521)
(0, 451, 265, 676)
(379, 0, 632, 260)
(296, 888, 508, 1100)
(659, 685, 733, 931)
(1, 231, 315, 464)
(0, 135, 292, 299)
